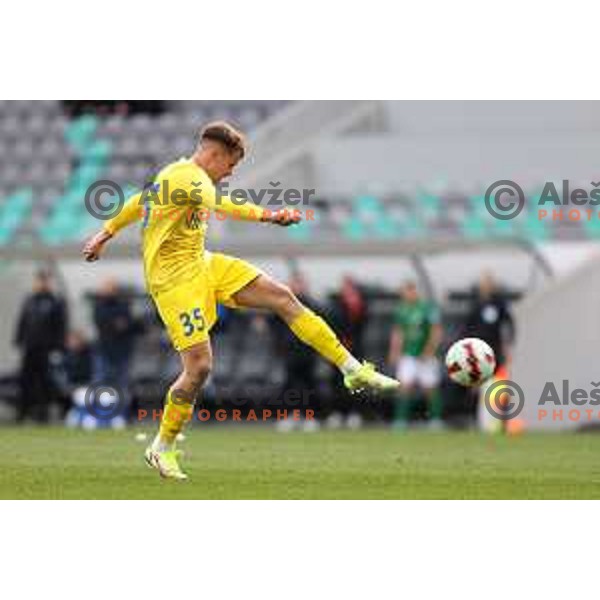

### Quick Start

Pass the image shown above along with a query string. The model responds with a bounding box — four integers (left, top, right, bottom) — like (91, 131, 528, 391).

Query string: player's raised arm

(171, 167, 302, 227)
(204, 183, 302, 226)
(104, 191, 144, 236)
(82, 191, 143, 262)
(186, 121, 301, 226)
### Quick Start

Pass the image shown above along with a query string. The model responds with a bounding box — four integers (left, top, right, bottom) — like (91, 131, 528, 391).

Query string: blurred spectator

(63, 331, 93, 387)
(62, 100, 164, 117)
(325, 275, 369, 425)
(92, 278, 142, 394)
(464, 271, 515, 368)
(329, 275, 367, 358)
(272, 273, 320, 415)
(54, 331, 94, 420)
(13, 270, 67, 423)
(388, 281, 443, 428)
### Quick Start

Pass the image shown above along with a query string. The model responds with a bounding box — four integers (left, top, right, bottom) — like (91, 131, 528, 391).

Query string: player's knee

(271, 283, 300, 316)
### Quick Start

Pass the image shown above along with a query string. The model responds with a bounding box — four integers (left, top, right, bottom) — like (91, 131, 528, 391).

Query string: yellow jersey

(104, 158, 265, 295)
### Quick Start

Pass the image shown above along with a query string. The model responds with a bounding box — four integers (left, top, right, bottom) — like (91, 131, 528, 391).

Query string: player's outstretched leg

(233, 275, 400, 393)
(145, 341, 212, 480)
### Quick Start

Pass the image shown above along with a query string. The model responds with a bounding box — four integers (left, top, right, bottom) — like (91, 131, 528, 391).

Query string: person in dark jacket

(271, 272, 320, 414)
(92, 278, 141, 395)
(325, 275, 368, 421)
(14, 270, 67, 423)
(54, 330, 94, 419)
(329, 275, 367, 358)
(464, 271, 515, 368)
(63, 330, 93, 387)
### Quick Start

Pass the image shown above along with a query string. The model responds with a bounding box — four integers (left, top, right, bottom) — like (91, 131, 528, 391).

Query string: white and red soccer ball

(445, 337, 496, 387)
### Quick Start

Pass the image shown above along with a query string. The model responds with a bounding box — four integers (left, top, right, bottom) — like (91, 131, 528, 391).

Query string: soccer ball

(445, 337, 496, 387)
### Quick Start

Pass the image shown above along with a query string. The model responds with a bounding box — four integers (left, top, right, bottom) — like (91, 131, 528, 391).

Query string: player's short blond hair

(200, 121, 247, 159)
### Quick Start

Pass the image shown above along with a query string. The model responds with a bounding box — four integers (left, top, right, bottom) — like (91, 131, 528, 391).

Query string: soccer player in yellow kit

(83, 121, 399, 480)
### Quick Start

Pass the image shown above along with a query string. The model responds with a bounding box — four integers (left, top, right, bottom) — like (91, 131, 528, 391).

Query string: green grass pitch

(2, 426, 600, 499)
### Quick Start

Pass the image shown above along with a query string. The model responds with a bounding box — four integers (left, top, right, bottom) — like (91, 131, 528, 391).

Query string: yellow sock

(289, 308, 351, 368)
(158, 389, 195, 446)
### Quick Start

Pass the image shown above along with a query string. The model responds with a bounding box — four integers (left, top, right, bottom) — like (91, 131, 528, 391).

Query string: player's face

(212, 148, 242, 182)
(479, 273, 495, 298)
(403, 284, 419, 303)
(33, 275, 51, 293)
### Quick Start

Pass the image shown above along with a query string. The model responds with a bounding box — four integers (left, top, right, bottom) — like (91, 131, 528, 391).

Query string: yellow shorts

(152, 252, 263, 351)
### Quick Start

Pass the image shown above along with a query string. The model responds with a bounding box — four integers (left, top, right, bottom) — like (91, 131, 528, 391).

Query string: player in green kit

(388, 281, 443, 429)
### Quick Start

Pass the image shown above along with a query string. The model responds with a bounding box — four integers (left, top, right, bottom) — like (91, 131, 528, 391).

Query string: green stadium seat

(374, 216, 397, 239)
(353, 195, 398, 239)
(0, 211, 25, 231)
(84, 139, 112, 162)
(488, 213, 516, 238)
(58, 191, 86, 208)
(47, 210, 79, 229)
(64, 115, 98, 151)
(356, 195, 379, 211)
(469, 195, 489, 218)
(0, 189, 34, 245)
(416, 190, 441, 221)
(461, 214, 487, 239)
(285, 218, 311, 241)
(0, 228, 13, 246)
(582, 215, 600, 238)
(343, 217, 366, 241)
(463, 195, 492, 239)
(521, 214, 550, 240)
(389, 200, 424, 239)
(77, 210, 105, 237)
(521, 193, 550, 241)
(11, 188, 33, 209)
(42, 132, 112, 245)
(70, 163, 106, 187)
(39, 229, 68, 245)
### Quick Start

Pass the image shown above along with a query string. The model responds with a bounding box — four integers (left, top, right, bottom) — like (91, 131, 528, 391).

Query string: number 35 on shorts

(179, 307, 206, 337)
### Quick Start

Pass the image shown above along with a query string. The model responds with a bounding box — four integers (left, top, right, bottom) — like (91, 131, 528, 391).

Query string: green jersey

(393, 299, 440, 357)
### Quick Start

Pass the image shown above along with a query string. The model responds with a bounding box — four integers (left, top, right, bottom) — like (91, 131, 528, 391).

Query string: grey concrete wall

(512, 248, 600, 430)
(310, 101, 600, 193)
(312, 135, 600, 193)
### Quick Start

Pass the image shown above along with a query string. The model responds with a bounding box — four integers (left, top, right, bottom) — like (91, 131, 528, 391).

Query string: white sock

(340, 356, 362, 376)
(151, 433, 174, 453)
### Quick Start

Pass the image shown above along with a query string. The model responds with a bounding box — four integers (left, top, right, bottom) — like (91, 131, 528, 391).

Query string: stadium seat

(416, 190, 441, 222)
(13, 139, 35, 161)
(343, 217, 366, 241)
(69, 164, 107, 190)
(286, 217, 312, 241)
(462, 195, 491, 239)
(0, 189, 33, 245)
(521, 193, 550, 241)
(582, 213, 600, 238)
(84, 139, 112, 162)
(351, 195, 398, 239)
(488, 211, 516, 238)
(461, 214, 486, 239)
(40, 211, 82, 244)
(0, 115, 21, 140)
(386, 204, 411, 237)
(64, 115, 99, 150)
